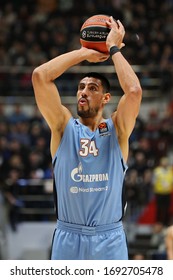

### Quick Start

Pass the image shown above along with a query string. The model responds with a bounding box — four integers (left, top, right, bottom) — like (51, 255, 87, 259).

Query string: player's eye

(89, 86, 97, 91)
(78, 84, 85, 90)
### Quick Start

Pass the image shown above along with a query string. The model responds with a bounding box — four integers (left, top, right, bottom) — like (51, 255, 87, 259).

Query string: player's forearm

(112, 52, 142, 97)
(34, 49, 86, 82)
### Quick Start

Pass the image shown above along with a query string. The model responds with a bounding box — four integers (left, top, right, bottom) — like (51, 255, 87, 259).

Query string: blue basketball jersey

(52, 117, 128, 226)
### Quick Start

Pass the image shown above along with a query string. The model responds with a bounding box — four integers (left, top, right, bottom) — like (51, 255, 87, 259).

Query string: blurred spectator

(124, 169, 141, 220)
(29, 121, 50, 147)
(0, 104, 8, 123)
(139, 168, 153, 205)
(8, 121, 30, 146)
(167, 96, 173, 117)
(144, 109, 161, 140)
(160, 44, 173, 91)
(129, 116, 145, 143)
(3, 168, 24, 231)
(129, 150, 148, 177)
(0, 185, 8, 259)
(0, 136, 10, 177)
(0, 138, 28, 180)
(7, 104, 29, 124)
(26, 149, 45, 180)
(138, 138, 155, 168)
(153, 157, 173, 227)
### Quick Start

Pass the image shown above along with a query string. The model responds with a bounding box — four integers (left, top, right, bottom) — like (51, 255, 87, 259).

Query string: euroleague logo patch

(81, 30, 87, 38)
(98, 122, 109, 135)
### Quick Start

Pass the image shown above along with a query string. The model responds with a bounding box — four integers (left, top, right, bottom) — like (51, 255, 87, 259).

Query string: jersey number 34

(79, 139, 98, 157)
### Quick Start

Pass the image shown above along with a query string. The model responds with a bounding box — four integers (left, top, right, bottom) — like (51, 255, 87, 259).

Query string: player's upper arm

(113, 85, 142, 139)
(111, 86, 142, 162)
(32, 66, 71, 132)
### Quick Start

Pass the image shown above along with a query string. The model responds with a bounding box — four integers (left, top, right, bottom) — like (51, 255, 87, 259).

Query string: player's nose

(81, 88, 88, 97)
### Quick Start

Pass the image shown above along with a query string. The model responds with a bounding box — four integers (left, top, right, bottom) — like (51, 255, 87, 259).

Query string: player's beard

(77, 104, 100, 118)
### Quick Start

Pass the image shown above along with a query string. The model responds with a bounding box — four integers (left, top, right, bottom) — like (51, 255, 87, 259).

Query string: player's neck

(79, 115, 105, 131)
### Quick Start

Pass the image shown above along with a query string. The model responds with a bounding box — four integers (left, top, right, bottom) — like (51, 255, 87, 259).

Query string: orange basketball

(80, 14, 110, 53)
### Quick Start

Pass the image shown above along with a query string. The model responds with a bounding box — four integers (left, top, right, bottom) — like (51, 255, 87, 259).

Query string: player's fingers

(100, 55, 109, 61)
(106, 16, 118, 29)
(96, 53, 109, 61)
(117, 20, 125, 31)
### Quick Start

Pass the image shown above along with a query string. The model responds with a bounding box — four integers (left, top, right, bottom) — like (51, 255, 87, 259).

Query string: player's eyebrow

(78, 81, 100, 88)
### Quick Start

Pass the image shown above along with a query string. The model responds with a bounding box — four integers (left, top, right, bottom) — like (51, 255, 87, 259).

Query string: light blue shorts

(50, 220, 128, 260)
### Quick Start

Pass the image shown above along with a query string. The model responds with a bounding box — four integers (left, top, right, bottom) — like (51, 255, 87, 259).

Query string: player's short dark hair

(80, 72, 110, 93)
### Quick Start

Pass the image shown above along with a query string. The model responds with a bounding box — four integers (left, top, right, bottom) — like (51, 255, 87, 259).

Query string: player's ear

(103, 93, 111, 104)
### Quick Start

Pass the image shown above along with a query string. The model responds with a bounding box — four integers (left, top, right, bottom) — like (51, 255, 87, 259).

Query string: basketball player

(32, 17, 142, 259)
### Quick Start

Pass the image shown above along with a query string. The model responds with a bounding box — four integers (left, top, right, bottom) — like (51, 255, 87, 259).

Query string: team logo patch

(98, 122, 108, 134)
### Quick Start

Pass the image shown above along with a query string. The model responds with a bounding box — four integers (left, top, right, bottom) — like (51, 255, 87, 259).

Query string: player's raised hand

(81, 47, 109, 63)
(106, 17, 125, 50)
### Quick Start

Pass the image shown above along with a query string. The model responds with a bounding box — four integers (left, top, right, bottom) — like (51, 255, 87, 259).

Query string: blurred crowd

(0, 104, 53, 230)
(0, 0, 173, 68)
(0, 0, 173, 97)
(125, 106, 173, 225)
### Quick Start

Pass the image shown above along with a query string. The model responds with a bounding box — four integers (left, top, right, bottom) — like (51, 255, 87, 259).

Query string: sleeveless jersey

(52, 117, 128, 226)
